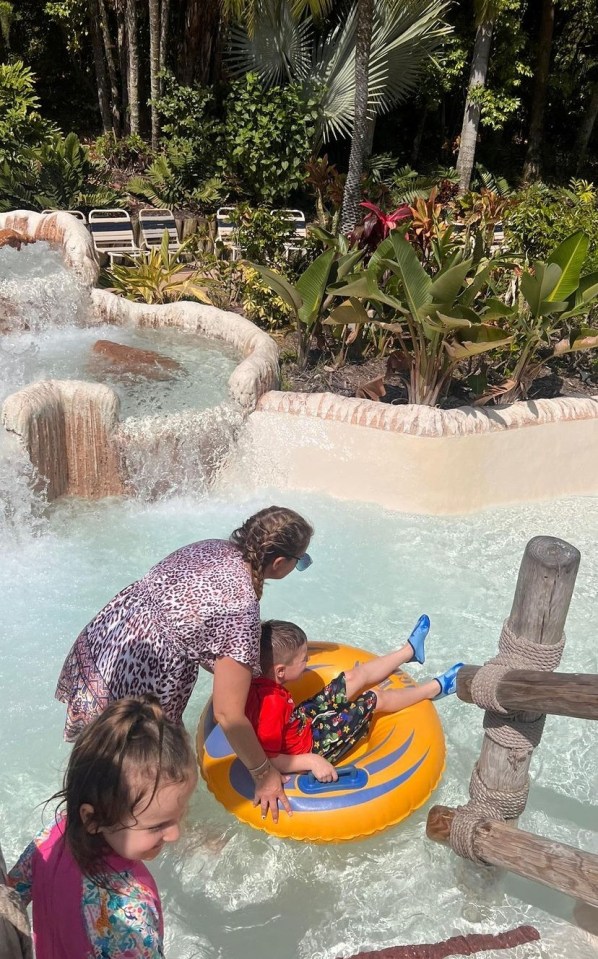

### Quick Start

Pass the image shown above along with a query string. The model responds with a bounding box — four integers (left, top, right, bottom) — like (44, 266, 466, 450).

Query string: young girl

(246, 618, 463, 783)
(8, 695, 198, 958)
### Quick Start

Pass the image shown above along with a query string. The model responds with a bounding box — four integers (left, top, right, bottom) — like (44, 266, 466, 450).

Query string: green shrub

(0, 132, 117, 212)
(506, 180, 598, 271)
(93, 132, 153, 173)
(0, 60, 54, 166)
(219, 73, 318, 205)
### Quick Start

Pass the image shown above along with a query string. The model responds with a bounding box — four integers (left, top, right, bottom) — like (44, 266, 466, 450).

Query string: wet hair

(50, 695, 195, 877)
(230, 506, 313, 599)
(260, 620, 308, 674)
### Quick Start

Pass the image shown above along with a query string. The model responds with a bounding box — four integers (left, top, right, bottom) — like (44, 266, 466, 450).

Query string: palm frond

(314, 0, 452, 142)
(227, 1, 313, 85)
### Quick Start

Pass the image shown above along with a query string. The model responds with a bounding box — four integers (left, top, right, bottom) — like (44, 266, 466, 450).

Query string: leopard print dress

(55, 539, 260, 741)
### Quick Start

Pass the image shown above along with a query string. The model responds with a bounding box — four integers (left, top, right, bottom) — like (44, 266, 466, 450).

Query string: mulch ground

(274, 332, 598, 408)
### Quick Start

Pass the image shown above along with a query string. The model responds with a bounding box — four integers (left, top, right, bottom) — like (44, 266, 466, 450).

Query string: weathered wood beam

(427, 806, 598, 909)
(456, 667, 598, 721)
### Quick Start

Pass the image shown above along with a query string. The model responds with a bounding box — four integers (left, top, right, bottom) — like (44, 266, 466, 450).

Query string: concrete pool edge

(239, 391, 598, 514)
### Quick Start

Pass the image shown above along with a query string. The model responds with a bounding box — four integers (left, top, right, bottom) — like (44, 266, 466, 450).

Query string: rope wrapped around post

(443, 537, 579, 866)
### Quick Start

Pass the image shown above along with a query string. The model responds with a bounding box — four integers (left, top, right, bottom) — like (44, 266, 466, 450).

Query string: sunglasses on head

(288, 552, 313, 572)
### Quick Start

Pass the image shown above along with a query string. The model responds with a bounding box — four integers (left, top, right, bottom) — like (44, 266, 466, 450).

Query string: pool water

(0, 244, 239, 417)
(1, 490, 597, 958)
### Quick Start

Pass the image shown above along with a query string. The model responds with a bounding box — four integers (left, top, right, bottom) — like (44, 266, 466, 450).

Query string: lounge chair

(273, 208, 307, 258)
(138, 208, 180, 254)
(216, 207, 242, 261)
(490, 221, 506, 254)
(42, 209, 87, 223)
(88, 208, 144, 265)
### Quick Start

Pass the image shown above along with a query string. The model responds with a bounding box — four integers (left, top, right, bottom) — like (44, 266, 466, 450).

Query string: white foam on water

(1, 490, 597, 959)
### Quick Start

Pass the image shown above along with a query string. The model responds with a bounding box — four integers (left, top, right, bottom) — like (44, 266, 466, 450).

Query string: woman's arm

(212, 657, 292, 822)
(270, 753, 338, 782)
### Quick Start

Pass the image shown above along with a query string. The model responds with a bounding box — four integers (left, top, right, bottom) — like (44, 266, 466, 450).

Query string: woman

(55, 505, 313, 822)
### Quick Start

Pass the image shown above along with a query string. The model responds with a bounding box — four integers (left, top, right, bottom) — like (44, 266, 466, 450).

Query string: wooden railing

(426, 535, 598, 909)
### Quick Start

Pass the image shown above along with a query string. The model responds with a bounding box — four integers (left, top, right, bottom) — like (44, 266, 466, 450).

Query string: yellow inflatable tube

(197, 641, 446, 842)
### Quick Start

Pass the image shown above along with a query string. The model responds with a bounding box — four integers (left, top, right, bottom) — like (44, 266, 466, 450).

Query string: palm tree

(124, 0, 140, 134)
(455, 0, 503, 194)
(341, 0, 374, 233)
(149, 0, 161, 148)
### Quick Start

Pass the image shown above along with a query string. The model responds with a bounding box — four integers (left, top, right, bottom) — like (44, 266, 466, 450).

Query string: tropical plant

(250, 233, 366, 367)
(93, 132, 153, 173)
(0, 60, 54, 166)
(329, 227, 514, 404)
(504, 180, 598, 272)
(350, 200, 411, 253)
(106, 233, 213, 304)
(0, 132, 117, 211)
(128, 141, 227, 212)
(305, 153, 345, 228)
(479, 231, 598, 403)
(227, 206, 297, 266)
(219, 73, 319, 205)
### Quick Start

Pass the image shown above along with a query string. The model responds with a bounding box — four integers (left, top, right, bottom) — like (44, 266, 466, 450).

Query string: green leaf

(323, 298, 370, 326)
(248, 261, 303, 316)
(520, 263, 562, 316)
(385, 231, 432, 317)
(546, 231, 589, 301)
(296, 248, 336, 327)
(481, 297, 517, 319)
(429, 258, 473, 305)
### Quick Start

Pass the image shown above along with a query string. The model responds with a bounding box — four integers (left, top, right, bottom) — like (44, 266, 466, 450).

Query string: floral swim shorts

(291, 672, 377, 765)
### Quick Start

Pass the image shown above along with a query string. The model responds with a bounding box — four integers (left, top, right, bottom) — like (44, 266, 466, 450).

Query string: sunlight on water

(1, 491, 597, 959)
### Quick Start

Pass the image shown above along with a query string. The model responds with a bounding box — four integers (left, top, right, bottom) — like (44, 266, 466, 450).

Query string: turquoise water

(1, 490, 597, 958)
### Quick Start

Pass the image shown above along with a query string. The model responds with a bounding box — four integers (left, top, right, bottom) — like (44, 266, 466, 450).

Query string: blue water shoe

(432, 662, 464, 700)
(407, 614, 430, 664)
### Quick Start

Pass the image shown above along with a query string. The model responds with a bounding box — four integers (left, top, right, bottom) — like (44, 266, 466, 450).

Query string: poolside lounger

(490, 221, 506, 254)
(88, 208, 144, 265)
(273, 208, 307, 258)
(138, 208, 180, 254)
(216, 206, 242, 260)
(42, 209, 87, 223)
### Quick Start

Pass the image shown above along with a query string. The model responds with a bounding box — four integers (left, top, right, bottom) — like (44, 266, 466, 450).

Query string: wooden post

(469, 535, 580, 808)
(456, 668, 598, 721)
(427, 806, 598, 909)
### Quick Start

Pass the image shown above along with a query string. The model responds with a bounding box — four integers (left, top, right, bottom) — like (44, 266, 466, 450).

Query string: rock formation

(0, 228, 32, 251)
(90, 339, 184, 381)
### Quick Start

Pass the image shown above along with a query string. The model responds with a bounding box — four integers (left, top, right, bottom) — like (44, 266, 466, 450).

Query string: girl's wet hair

(230, 506, 313, 599)
(260, 620, 308, 673)
(51, 695, 195, 876)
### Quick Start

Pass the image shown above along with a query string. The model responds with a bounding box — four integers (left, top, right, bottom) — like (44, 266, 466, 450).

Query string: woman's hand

(252, 763, 292, 823)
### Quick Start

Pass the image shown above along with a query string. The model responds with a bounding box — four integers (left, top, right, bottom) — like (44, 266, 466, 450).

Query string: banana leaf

(296, 248, 336, 326)
(429, 257, 473, 304)
(444, 326, 514, 360)
(322, 297, 371, 326)
(553, 328, 598, 355)
(249, 261, 303, 315)
(546, 231, 589, 302)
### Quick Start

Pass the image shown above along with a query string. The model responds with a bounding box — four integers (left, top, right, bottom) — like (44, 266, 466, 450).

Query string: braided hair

(51, 695, 195, 877)
(230, 506, 313, 599)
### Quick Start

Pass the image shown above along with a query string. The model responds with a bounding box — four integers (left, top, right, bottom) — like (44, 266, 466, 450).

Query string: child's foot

(432, 662, 464, 700)
(407, 614, 430, 665)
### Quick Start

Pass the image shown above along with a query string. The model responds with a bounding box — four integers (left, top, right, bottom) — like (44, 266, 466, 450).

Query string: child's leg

(344, 647, 415, 701)
(373, 680, 441, 713)
(373, 663, 464, 712)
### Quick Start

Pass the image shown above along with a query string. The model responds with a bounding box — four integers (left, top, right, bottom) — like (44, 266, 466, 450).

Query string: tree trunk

(576, 77, 598, 174)
(88, 0, 113, 134)
(411, 105, 428, 165)
(522, 0, 555, 183)
(456, 19, 494, 194)
(125, 0, 140, 136)
(176, 0, 222, 86)
(98, 0, 122, 135)
(341, 0, 375, 234)
(159, 0, 171, 93)
(115, 0, 129, 124)
(149, 0, 161, 149)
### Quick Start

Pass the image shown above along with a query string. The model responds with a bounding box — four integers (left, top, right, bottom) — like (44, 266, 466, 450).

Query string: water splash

(0, 428, 48, 543)
(0, 243, 92, 334)
(117, 402, 245, 499)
